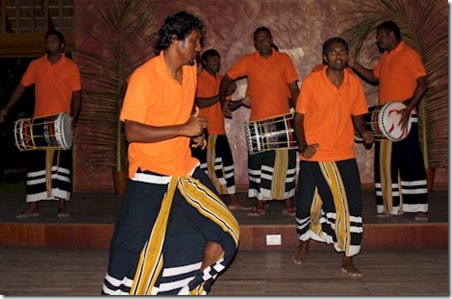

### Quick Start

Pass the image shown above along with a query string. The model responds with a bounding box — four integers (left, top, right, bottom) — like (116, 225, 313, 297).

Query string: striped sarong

(295, 159, 363, 257)
(102, 166, 240, 295)
(374, 119, 428, 214)
(191, 134, 236, 195)
(25, 148, 72, 202)
(248, 148, 297, 201)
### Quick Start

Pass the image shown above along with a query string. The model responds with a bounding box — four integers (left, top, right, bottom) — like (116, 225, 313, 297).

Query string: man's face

(323, 42, 348, 71)
(376, 28, 392, 51)
(254, 31, 273, 56)
(177, 30, 202, 66)
(204, 55, 220, 74)
(45, 34, 64, 54)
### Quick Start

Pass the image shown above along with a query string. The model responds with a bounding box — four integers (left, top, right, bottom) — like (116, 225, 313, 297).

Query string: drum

(245, 113, 297, 155)
(368, 101, 413, 142)
(14, 113, 73, 151)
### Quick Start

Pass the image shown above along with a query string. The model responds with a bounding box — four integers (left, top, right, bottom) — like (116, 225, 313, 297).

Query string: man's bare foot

(16, 209, 39, 219)
(227, 194, 252, 210)
(16, 202, 39, 219)
(341, 256, 363, 277)
(292, 240, 310, 265)
(228, 198, 253, 211)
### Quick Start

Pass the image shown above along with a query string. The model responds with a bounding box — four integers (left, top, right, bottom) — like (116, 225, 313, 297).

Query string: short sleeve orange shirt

(226, 51, 298, 121)
(296, 67, 368, 161)
(21, 54, 81, 117)
(196, 69, 225, 135)
(120, 52, 198, 177)
(373, 41, 427, 105)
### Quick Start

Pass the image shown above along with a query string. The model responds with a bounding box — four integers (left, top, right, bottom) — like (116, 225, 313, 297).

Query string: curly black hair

(155, 11, 205, 54)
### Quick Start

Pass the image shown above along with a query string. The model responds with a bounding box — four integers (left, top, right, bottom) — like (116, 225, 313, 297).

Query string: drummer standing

(292, 36, 373, 277)
(219, 26, 299, 217)
(0, 29, 82, 218)
(192, 49, 251, 211)
(348, 20, 429, 221)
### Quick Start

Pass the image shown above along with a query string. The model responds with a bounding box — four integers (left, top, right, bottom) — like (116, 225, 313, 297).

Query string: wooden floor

(0, 247, 448, 296)
(0, 187, 448, 295)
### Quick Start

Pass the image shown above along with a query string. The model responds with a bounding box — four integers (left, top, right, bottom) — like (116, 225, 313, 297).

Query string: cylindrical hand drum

(245, 113, 297, 155)
(14, 113, 73, 151)
(368, 101, 413, 142)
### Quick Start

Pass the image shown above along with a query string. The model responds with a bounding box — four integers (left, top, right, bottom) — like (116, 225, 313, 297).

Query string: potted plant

(76, 0, 156, 194)
(340, 0, 448, 190)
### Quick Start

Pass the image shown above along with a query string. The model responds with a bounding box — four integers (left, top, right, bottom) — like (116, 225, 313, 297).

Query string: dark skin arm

(348, 55, 379, 84)
(352, 114, 374, 144)
(399, 75, 428, 130)
(293, 112, 319, 159)
(195, 81, 237, 109)
(288, 81, 300, 109)
(124, 114, 207, 144)
(219, 74, 235, 118)
(71, 90, 82, 130)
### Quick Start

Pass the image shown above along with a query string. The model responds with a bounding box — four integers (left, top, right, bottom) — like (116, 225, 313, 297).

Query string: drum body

(14, 113, 73, 151)
(245, 113, 297, 155)
(368, 101, 413, 142)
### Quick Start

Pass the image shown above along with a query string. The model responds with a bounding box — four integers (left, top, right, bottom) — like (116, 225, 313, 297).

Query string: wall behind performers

(73, 0, 448, 191)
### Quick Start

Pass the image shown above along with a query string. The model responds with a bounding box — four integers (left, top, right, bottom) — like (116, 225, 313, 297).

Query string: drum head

(55, 113, 73, 149)
(378, 102, 412, 142)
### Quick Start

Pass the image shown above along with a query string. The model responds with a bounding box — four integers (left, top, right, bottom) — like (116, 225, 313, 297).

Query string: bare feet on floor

(341, 256, 363, 277)
(292, 240, 310, 265)
(16, 209, 39, 219)
(16, 202, 39, 219)
(57, 209, 71, 218)
(228, 203, 253, 211)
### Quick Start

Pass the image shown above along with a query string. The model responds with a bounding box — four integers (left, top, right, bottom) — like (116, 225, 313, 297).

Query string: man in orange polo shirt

(102, 11, 239, 295)
(0, 29, 81, 219)
(219, 27, 299, 217)
(349, 21, 429, 221)
(192, 48, 251, 211)
(292, 37, 373, 277)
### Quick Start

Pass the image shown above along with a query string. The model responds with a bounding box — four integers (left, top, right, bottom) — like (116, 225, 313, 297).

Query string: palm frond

(75, 0, 157, 174)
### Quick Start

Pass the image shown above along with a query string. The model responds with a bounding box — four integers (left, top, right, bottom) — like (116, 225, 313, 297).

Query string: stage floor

(0, 188, 448, 225)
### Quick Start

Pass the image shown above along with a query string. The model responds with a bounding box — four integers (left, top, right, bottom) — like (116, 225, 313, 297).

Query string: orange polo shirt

(120, 51, 198, 177)
(296, 67, 368, 161)
(226, 50, 298, 121)
(21, 54, 81, 117)
(373, 41, 427, 105)
(196, 69, 225, 135)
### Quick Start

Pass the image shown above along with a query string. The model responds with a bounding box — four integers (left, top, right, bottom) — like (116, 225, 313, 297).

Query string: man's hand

(300, 143, 319, 159)
(361, 130, 374, 144)
(191, 135, 207, 149)
(0, 108, 9, 123)
(222, 101, 233, 119)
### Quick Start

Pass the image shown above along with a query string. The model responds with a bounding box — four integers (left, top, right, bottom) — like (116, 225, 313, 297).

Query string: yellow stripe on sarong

(206, 135, 227, 194)
(318, 161, 351, 255)
(271, 149, 288, 200)
(130, 176, 240, 295)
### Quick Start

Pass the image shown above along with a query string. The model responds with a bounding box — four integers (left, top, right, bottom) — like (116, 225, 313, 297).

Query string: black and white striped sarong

(295, 159, 363, 257)
(25, 149, 72, 202)
(102, 166, 240, 295)
(374, 119, 428, 215)
(248, 148, 297, 201)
